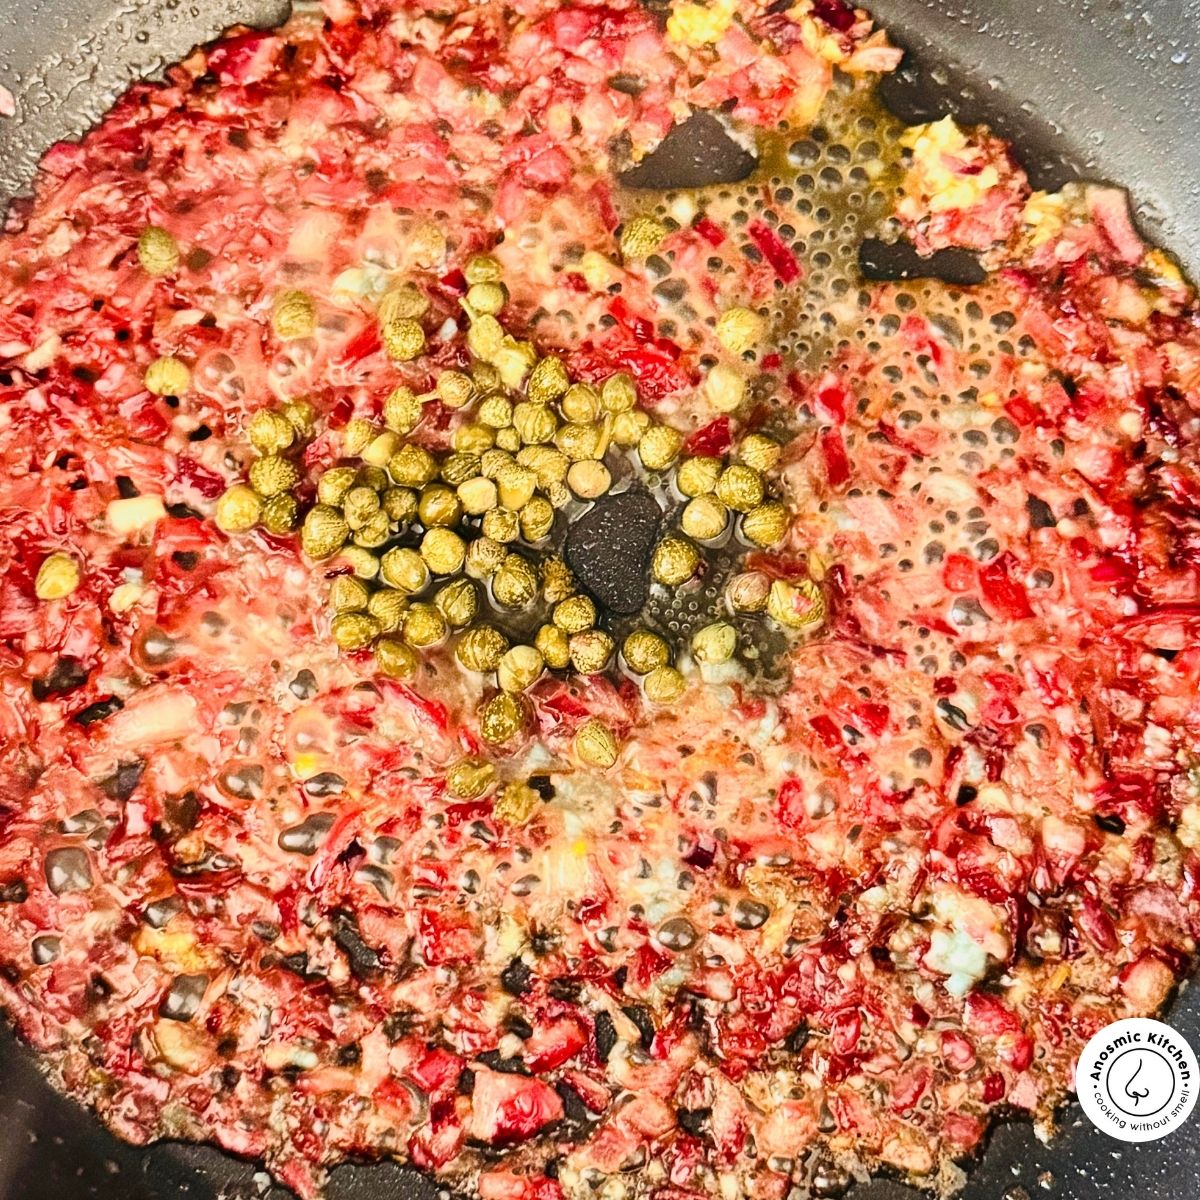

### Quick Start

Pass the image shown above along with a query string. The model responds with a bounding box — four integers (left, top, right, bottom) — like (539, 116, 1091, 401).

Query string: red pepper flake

(684, 417, 731, 457)
(979, 552, 1033, 620)
(748, 219, 801, 283)
(819, 428, 850, 488)
(1004, 395, 1042, 427)
(693, 215, 727, 246)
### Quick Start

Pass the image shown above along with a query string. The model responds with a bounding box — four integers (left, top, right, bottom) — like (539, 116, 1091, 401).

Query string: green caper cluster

(214, 400, 316, 536)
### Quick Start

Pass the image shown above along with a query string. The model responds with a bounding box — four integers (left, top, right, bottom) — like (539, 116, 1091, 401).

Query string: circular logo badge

(1076, 1018, 1199, 1142)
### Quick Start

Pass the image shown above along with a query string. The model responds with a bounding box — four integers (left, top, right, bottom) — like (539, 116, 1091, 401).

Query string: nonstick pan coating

(0, 2, 1198, 1198)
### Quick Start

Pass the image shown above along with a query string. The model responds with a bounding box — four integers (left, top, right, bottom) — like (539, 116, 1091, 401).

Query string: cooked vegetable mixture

(1, 2, 1199, 1199)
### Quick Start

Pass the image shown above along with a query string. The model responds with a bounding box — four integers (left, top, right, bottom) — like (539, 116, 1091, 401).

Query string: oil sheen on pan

(0, 2, 1198, 1199)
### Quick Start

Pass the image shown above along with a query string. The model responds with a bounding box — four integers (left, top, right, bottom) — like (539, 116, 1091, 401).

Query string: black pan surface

(0, 1, 1198, 1197)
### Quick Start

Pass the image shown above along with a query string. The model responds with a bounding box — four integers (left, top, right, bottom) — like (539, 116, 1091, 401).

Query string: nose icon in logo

(1121, 1056, 1151, 1108)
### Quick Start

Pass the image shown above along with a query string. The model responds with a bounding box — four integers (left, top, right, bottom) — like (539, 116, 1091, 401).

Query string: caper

(574, 718, 618, 768)
(497, 463, 537, 511)
(742, 501, 790, 548)
(440, 452, 481, 488)
(456, 625, 509, 672)
(480, 692, 529, 745)
(137, 225, 179, 276)
(261, 493, 300, 535)
(447, 757, 496, 800)
(336, 546, 381, 579)
(495, 426, 521, 453)
(545, 480, 572, 509)
(619, 214, 667, 260)
(368, 588, 408, 631)
(418, 484, 463, 528)
(353, 510, 392, 548)
(362, 431, 400, 468)
(342, 418, 375, 458)
(453, 422, 495, 455)
(715, 306, 765, 355)
(376, 637, 420, 679)
(692, 621, 737, 665)
(380, 387, 421, 435)
(34, 552, 81, 600)
(465, 280, 508, 317)
(601, 372, 637, 414)
(472, 361, 502, 390)
(651, 535, 700, 586)
(494, 781, 539, 826)
(555, 422, 600, 462)
(272, 289, 317, 340)
(482, 507, 519, 544)
(494, 338, 537, 389)
(560, 383, 600, 425)
(144, 356, 190, 397)
(492, 554, 538, 608)
(378, 282, 429, 324)
(464, 253, 503, 285)
(513, 401, 558, 445)
(681, 494, 728, 541)
(638, 424, 684, 472)
(518, 445, 569, 488)
(331, 611, 380, 651)
(467, 314, 505, 360)
(434, 578, 478, 628)
(541, 555, 575, 603)
(382, 486, 418, 524)
(716, 465, 764, 513)
(215, 484, 262, 534)
(458, 476, 498, 515)
(534, 623, 570, 669)
(519, 497, 555, 542)
(245, 410, 293, 458)
(676, 456, 723, 498)
(381, 316, 426, 362)
(622, 629, 670, 675)
(644, 665, 686, 705)
(465, 536, 506, 580)
(301, 504, 349, 558)
(498, 644, 544, 693)
(569, 629, 614, 675)
(611, 409, 651, 448)
(566, 460, 612, 500)
(738, 433, 782, 473)
(526, 355, 570, 405)
(725, 571, 771, 614)
(342, 485, 381, 529)
(704, 362, 746, 413)
(420, 527, 466, 576)
(389, 444, 438, 487)
(437, 371, 475, 409)
(553, 594, 596, 635)
(767, 578, 826, 631)
(478, 393, 514, 430)
(280, 398, 316, 438)
(401, 602, 448, 648)
(480, 449, 513, 480)
(317, 467, 357, 507)
(380, 546, 429, 594)
(329, 575, 370, 612)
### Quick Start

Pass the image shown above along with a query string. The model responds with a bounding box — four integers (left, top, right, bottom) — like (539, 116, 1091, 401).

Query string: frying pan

(1, 2, 1199, 1198)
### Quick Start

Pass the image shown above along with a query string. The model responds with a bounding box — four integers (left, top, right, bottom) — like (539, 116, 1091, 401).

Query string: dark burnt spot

(620, 111, 757, 190)
(477, 1050, 530, 1076)
(1026, 495, 1057, 529)
(72, 696, 125, 726)
(593, 1010, 617, 1061)
(858, 237, 986, 286)
(99, 759, 145, 802)
(500, 956, 533, 996)
(565, 485, 662, 615)
(31, 656, 89, 701)
(115, 475, 139, 499)
(331, 909, 382, 980)
(676, 1106, 711, 1137)
(1094, 812, 1127, 836)
(621, 1003, 656, 1049)
(0, 879, 28, 904)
